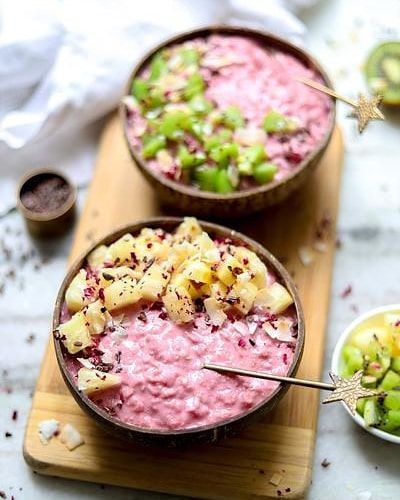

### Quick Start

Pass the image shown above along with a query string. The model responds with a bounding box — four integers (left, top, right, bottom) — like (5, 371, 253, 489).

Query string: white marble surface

(1, 1, 400, 498)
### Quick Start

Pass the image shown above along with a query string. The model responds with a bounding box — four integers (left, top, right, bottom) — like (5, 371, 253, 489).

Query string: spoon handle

(296, 76, 358, 107)
(203, 363, 335, 391)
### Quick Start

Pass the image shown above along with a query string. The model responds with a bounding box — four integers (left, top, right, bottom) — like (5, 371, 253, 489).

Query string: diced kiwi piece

(183, 73, 205, 100)
(180, 48, 200, 66)
(379, 410, 400, 432)
(363, 398, 381, 427)
(149, 53, 168, 82)
(146, 88, 166, 109)
(142, 134, 166, 158)
(253, 163, 277, 185)
(131, 78, 149, 101)
(384, 391, 400, 411)
(222, 106, 244, 129)
(342, 345, 364, 373)
(215, 169, 234, 193)
(203, 130, 233, 152)
(391, 357, 400, 374)
(380, 369, 400, 391)
(339, 363, 354, 380)
(189, 95, 213, 115)
(158, 111, 187, 140)
(356, 397, 366, 416)
(210, 143, 239, 167)
(177, 145, 205, 169)
(365, 42, 400, 106)
(362, 375, 377, 388)
(194, 166, 218, 191)
(263, 110, 299, 133)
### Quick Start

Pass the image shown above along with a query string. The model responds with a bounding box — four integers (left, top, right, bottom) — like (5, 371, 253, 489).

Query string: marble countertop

(1, 1, 400, 498)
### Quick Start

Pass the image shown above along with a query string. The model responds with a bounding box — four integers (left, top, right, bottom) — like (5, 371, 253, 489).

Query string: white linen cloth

(0, 0, 316, 216)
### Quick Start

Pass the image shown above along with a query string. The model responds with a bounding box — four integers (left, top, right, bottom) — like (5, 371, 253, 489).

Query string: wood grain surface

(24, 114, 344, 499)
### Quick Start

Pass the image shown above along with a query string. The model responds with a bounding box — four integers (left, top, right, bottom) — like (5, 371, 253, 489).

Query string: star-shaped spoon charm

(322, 370, 378, 414)
(349, 94, 385, 133)
(296, 77, 385, 134)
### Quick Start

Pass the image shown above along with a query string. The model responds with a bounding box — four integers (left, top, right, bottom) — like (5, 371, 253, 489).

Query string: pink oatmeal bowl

(53, 217, 305, 447)
(120, 26, 335, 218)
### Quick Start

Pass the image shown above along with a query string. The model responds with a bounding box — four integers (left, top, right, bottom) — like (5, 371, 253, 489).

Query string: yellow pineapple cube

(232, 246, 267, 288)
(65, 269, 92, 313)
(58, 311, 92, 354)
(170, 274, 200, 299)
(216, 255, 243, 286)
(109, 233, 136, 265)
(175, 217, 203, 241)
(103, 277, 140, 311)
(77, 368, 121, 395)
(254, 282, 293, 313)
(168, 240, 197, 269)
(163, 285, 195, 323)
(204, 297, 227, 326)
(137, 264, 170, 301)
(85, 300, 107, 335)
(231, 281, 258, 315)
(210, 281, 228, 303)
(183, 260, 212, 284)
(87, 244, 112, 268)
(99, 266, 141, 289)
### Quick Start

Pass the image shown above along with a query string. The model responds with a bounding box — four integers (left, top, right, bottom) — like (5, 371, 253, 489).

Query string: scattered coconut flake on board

(59, 423, 85, 451)
(313, 240, 329, 253)
(38, 419, 59, 444)
(298, 246, 315, 266)
(269, 471, 284, 486)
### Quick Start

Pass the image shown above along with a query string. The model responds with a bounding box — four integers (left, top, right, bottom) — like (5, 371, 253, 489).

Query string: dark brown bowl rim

(120, 25, 336, 201)
(53, 217, 305, 438)
(17, 167, 77, 222)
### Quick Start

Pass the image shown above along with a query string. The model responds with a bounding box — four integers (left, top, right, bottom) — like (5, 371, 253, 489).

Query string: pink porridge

(125, 34, 332, 193)
(57, 219, 298, 430)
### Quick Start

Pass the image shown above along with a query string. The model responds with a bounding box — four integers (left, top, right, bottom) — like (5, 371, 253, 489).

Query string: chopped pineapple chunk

(193, 232, 216, 255)
(87, 245, 112, 268)
(58, 311, 92, 354)
(170, 273, 200, 299)
(168, 240, 197, 269)
(231, 281, 258, 315)
(77, 368, 121, 395)
(137, 263, 170, 301)
(99, 266, 141, 288)
(175, 217, 203, 241)
(103, 277, 140, 311)
(65, 269, 93, 313)
(183, 260, 212, 284)
(204, 297, 227, 326)
(216, 255, 243, 286)
(254, 282, 293, 313)
(232, 246, 267, 288)
(85, 300, 107, 335)
(210, 281, 228, 303)
(163, 285, 195, 323)
(108, 233, 136, 265)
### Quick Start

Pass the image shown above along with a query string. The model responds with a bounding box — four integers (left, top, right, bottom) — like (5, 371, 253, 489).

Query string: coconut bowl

(53, 217, 305, 447)
(120, 26, 335, 218)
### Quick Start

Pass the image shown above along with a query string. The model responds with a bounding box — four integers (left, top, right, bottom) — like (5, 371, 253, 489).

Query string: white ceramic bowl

(331, 303, 400, 445)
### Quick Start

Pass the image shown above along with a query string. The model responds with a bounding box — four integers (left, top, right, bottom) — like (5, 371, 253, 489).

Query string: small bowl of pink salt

(121, 26, 335, 218)
(53, 217, 304, 447)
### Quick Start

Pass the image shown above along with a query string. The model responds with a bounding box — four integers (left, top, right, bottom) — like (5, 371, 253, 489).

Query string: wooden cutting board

(24, 114, 343, 499)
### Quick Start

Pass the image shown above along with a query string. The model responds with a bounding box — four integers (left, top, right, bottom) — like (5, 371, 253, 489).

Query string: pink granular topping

(66, 305, 297, 430)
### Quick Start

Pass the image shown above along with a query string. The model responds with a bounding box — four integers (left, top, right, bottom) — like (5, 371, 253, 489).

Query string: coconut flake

(234, 127, 267, 146)
(38, 419, 59, 444)
(233, 321, 249, 336)
(77, 358, 96, 369)
(204, 298, 227, 327)
(101, 350, 114, 364)
(121, 95, 138, 111)
(263, 318, 294, 342)
(313, 240, 328, 253)
(298, 246, 315, 266)
(59, 423, 85, 451)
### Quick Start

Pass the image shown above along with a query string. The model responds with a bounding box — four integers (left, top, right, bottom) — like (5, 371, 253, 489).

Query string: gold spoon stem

(296, 76, 358, 107)
(203, 363, 335, 391)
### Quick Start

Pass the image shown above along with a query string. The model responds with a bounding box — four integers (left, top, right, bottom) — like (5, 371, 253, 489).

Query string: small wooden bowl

(120, 26, 336, 218)
(17, 168, 76, 237)
(53, 217, 305, 447)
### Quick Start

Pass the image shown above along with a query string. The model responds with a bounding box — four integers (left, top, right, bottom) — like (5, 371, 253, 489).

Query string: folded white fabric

(0, 0, 314, 215)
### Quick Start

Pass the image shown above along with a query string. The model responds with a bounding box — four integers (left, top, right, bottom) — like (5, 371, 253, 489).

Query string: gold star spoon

(203, 364, 378, 415)
(296, 76, 385, 134)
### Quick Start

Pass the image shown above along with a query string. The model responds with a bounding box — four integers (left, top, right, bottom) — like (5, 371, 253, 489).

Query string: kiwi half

(365, 41, 400, 106)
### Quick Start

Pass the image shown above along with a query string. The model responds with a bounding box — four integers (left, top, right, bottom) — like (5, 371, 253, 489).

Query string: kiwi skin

(365, 41, 400, 107)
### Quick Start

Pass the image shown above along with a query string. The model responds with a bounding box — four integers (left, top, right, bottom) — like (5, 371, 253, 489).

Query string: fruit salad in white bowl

(331, 304, 400, 444)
